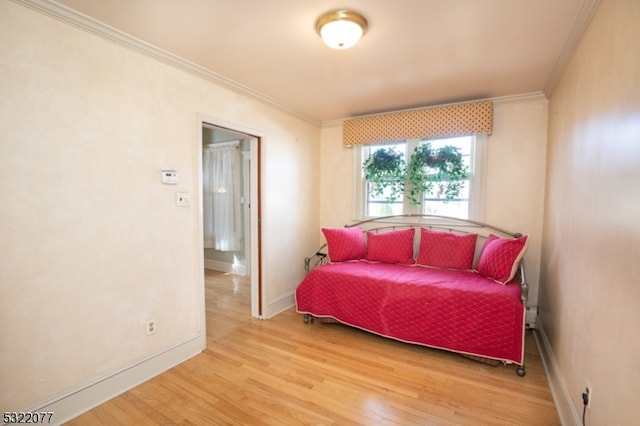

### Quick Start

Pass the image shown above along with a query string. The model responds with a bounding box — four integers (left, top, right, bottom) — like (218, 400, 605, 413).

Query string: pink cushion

(322, 227, 367, 262)
(477, 234, 529, 284)
(366, 228, 416, 264)
(416, 229, 478, 270)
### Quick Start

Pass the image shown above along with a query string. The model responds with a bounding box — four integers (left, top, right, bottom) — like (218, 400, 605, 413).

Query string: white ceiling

(53, 0, 591, 124)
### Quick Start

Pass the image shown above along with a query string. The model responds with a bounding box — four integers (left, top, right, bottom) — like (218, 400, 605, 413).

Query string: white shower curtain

(203, 142, 242, 251)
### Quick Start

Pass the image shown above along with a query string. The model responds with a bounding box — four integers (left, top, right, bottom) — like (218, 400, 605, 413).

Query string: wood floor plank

(66, 269, 560, 425)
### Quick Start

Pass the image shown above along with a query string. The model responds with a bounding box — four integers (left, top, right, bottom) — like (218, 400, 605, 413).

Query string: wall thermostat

(161, 169, 179, 184)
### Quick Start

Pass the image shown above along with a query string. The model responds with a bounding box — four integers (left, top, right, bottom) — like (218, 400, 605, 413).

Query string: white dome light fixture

(316, 9, 368, 50)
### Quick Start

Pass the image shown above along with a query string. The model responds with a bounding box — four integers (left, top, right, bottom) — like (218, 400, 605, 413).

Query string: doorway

(198, 117, 262, 322)
(202, 129, 249, 274)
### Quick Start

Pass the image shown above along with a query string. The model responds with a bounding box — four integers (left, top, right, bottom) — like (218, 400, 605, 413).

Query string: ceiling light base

(316, 9, 368, 50)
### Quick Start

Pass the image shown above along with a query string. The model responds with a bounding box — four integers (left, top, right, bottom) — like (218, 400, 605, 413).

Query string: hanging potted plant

(406, 143, 468, 205)
(362, 147, 406, 203)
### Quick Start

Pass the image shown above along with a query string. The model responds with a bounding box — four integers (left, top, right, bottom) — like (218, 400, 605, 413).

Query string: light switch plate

(176, 192, 190, 206)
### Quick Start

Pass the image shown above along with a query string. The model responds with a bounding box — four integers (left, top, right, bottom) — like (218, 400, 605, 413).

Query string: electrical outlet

(146, 320, 157, 335)
(582, 385, 592, 409)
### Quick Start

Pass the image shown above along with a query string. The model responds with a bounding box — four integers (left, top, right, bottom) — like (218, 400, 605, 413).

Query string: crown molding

(543, 0, 601, 97)
(490, 91, 547, 103)
(321, 92, 548, 128)
(10, 0, 320, 126)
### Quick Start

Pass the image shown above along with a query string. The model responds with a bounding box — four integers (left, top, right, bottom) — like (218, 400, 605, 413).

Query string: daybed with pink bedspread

(295, 214, 529, 376)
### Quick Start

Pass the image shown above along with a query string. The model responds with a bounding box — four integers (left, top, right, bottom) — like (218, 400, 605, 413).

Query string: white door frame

(241, 150, 252, 276)
(197, 115, 264, 327)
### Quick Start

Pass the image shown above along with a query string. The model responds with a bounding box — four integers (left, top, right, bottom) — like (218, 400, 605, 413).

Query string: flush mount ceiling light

(316, 9, 368, 50)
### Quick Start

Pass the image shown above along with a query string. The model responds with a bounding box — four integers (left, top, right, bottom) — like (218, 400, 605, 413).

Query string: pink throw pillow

(366, 228, 416, 264)
(477, 234, 529, 284)
(416, 228, 478, 270)
(322, 227, 367, 262)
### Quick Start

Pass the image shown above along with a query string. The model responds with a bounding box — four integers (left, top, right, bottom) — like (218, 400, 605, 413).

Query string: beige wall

(0, 1, 320, 413)
(540, 0, 640, 423)
(319, 96, 548, 307)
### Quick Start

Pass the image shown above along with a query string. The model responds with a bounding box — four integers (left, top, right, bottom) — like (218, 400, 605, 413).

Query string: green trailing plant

(362, 147, 406, 203)
(406, 143, 468, 205)
(362, 143, 468, 206)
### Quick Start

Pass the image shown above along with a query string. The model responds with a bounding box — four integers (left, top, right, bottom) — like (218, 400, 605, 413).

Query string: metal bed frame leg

(303, 314, 314, 324)
(516, 365, 526, 377)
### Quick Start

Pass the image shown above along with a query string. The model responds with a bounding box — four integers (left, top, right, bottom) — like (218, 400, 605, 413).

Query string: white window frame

(353, 134, 487, 222)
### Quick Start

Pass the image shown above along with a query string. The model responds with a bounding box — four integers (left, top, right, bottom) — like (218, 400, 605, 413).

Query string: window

(354, 135, 486, 220)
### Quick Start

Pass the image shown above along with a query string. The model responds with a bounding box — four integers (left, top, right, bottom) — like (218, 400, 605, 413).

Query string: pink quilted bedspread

(295, 261, 525, 364)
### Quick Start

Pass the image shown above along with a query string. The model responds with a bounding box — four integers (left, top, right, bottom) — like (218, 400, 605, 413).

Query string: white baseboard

(263, 292, 295, 319)
(204, 259, 247, 275)
(28, 334, 204, 425)
(535, 324, 580, 425)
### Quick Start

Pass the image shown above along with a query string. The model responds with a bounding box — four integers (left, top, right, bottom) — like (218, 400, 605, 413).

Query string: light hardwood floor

(67, 269, 560, 425)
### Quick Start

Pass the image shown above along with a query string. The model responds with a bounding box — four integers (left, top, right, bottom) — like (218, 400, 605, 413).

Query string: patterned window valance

(343, 101, 493, 147)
